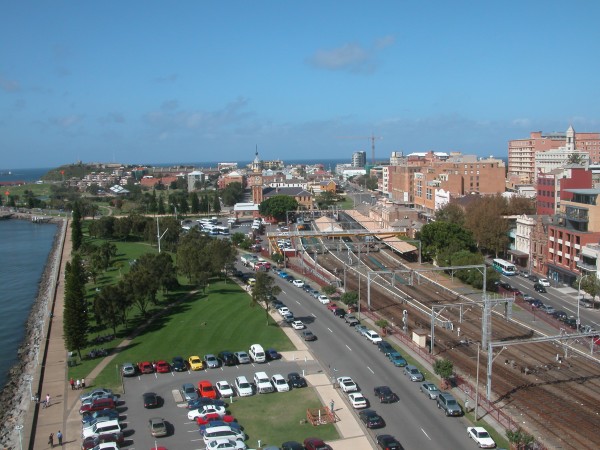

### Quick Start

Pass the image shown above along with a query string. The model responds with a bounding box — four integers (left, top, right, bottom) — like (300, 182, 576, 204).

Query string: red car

(304, 437, 333, 450)
(155, 360, 170, 373)
(198, 380, 217, 399)
(81, 432, 124, 449)
(196, 412, 235, 425)
(138, 361, 154, 374)
(326, 303, 338, 311)
(79, 398, 115, 415)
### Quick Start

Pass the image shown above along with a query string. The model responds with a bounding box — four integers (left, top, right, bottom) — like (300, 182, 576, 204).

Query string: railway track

(311, 236, 600, 449)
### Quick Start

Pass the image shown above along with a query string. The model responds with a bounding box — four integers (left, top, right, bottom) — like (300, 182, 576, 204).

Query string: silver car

(79, 388, 114, 403)
(204, 354, 220, 369)
(234, 351, 251, 364)
(181, 383, 198, 401)
(404, 365, 424, 382)
(420, 382, 440, 399)
(122, 362, 136, 377)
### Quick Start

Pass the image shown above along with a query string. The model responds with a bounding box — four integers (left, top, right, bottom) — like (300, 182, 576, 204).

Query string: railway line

(304, 230, 600, 449)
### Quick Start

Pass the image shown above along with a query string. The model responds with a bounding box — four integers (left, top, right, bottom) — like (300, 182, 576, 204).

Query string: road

(270, 270, 476, 450)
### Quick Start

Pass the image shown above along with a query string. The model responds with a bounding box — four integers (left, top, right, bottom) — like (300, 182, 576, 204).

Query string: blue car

(388, 351, 407, 367)
(279, 271, 289, 278)
(81, 408, 120, 425)
(187, 397, 226, 410)
(199, 420, 243, 435)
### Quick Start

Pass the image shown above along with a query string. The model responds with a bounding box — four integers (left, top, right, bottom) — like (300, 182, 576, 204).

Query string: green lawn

(229, 389, 338, 447)
(82, 281, 294, 388)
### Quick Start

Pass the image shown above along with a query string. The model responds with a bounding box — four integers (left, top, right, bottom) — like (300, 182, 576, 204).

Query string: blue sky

(1, 1, 599, 169)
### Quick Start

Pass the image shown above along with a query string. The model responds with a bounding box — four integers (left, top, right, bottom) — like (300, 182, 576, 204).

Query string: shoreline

(0, 219, 66, 449)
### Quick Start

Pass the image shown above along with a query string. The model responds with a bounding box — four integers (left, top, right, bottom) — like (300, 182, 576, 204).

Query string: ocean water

(0, 220, 57, 389)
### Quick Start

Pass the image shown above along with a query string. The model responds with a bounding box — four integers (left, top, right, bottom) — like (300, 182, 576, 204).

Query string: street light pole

(475, 343, 480, 421)
(577, 273, 591, 330)
(15, 425, 23, 450)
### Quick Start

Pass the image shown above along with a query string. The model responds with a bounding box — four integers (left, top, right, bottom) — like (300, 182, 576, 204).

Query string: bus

(492, 258, 517, 276)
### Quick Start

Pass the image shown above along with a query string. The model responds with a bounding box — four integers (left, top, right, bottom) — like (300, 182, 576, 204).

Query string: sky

(2, 0, 600, 169)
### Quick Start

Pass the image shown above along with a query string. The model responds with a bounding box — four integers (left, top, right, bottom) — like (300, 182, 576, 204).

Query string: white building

(187, 170, 205, 192)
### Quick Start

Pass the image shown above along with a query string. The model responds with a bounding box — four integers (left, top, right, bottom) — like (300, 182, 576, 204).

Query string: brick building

(536, 167, 592, 215)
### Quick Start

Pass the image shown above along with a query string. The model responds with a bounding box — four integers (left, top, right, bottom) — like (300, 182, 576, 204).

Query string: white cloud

(98, 112, 126, 125)
(307, 35, 395, 74)
(49, 114, 84, 128)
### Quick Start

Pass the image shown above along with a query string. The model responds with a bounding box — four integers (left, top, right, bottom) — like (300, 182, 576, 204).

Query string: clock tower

(250, 146, 264, 205)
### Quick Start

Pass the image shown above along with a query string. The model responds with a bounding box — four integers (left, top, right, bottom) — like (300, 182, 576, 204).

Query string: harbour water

(0, 220, 57, 389)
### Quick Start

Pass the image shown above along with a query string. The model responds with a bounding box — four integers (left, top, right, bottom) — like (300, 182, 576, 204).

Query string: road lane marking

(328, 327, 333, 333)
(421, 428, 431, 439)
(367, 366, 374, 374)
(311, 313, 317, 317)
(346, 345, 352, 351)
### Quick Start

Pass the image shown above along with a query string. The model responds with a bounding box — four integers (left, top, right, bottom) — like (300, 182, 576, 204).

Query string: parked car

(358, 409, 385, 428)
(143, 392, 160, 408)
(215, 381, 234, 398)
(291, 320, 305, 330)
(318, 295, 331, 304)
(234, 351, 251, 364)
(420, 382, 440, 399)
(467, 426, 496, 448)
(377, 341, 394, 355)
(80, 432, 124, 450)
(121, 363, 136, 377)
(271, 374, 290, 392)
(81, 409, 120, 426)
(365, 330, 383, 344)
(552, 310, 568, 321)
(80, 388, 114, 403)
(302, 330, 317, 341)
(529, 275, 539, 283)
(373, 386, 399, 403)
(138, 361, 154, 374)
(217, 351, 236, 367)
(333, 308, 346, 318)
(171, 356, 187, 372)
(345, 314, 359, 326)
(281, 441, 304, 450)
(355, 325, 368, 335)
(348, 392, 368, 409)
(155, 360, 170, 373)
(303, 437, 333, 450)
(539, 278, 551, 287)
(266, 348, 282, 361)
(198, 380, 218, 399)
(540, 305, 555, 314)
(79, 398, 116, 415)
(292, 279, 304, 288)
(234, 376, 253, 397)
(326, 302, 338, 311)
(533, 283, 547, 293)
(148, 417, 168, 437)
(181, 383, 198, 402)
(337, 377, 358, 393)
(375, 434, 403, 450)
(403, 365, 424, 382)
(187, 405, 227, 421)
(388, 351, 407, 367)
(206, 439, 246, 450)
(204, 354, 220, 369)
(436, 392, 462, 416)
(188, 355, 204, 370)
(288, 372, 308, 388)
(187, 397, 226, 410)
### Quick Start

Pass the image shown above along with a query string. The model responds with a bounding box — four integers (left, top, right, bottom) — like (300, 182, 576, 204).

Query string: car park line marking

(367, 366, 374, 374)
(421, 428, 431, 439)
(295, 300, 301, 304)
(327, 327, 333, 333)
(346, 345, 352, 351)
(311, 313, 317, 317)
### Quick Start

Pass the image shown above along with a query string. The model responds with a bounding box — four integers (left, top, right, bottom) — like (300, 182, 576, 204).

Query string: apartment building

(536, 167, 592, 215)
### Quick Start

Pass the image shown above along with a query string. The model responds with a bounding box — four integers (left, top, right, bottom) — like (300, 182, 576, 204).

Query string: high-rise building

(508, 126, 600, 183)
(352, 151, 367, 168)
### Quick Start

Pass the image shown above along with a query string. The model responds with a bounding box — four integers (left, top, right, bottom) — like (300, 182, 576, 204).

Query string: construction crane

(337, 133, 383, 164)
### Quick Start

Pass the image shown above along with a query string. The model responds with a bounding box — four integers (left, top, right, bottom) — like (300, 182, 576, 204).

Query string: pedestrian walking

(56, 430, 63, 445)
(46, 393, 51, 407)
(48, 432, 54, 447)
(75, 379, 80, 390)
(330, 399, 335, 412)
(69, 378, 74, 390)
(81, 378, 85, 389)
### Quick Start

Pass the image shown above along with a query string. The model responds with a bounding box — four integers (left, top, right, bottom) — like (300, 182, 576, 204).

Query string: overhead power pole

(337, 133, 383, 164)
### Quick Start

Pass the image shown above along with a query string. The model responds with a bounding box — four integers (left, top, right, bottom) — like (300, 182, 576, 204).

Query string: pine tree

(63, 254, 88, 359)
(71, 201, 83, 251)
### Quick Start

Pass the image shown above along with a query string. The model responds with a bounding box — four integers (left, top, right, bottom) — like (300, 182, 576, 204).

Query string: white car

(187, 405, 226, 421)
(292, 279, 304, 288)
(348, 392, 368, 409)
(271, 374, 290, 392)
(234, 376, 253, 397)
(291, 320, 305, 330)
(364, 330, 382, 344)
(277, 306, 291, 316)
(467, 426, 496, 448)
(215, 381, 234, 398)
(538, 278, 550, 287)
(337, 376, 358, 393)
(317, 295, 330, 304)
(206, 438, 247, 450)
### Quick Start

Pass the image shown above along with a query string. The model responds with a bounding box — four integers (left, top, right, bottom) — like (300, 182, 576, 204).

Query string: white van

(202, 425, 245, 444)
(82, 419, 121, 438)
(249, 344, 266, 363)
(253, 371, 274, 394)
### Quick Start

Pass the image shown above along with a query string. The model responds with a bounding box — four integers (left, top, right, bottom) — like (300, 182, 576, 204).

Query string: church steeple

(251, 145, 262, 173)
(566, 125, 576, 151)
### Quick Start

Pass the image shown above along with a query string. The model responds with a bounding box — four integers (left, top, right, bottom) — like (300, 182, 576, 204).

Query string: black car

(530, 275, 539, 283)
(377, 341, 394, 355)
(564, 317, 578, 329)
(143, 392, 160, 409)
(218, 351, 237, 366)
(358, 409, 385, 428)
(171, 356, 187, 372)
(552, 310, 568, 321)
(302, 284, 313, 292)
(376, 434, 404, 450)
(281, 441, 304, 450)
(373, 386, 399, 403)
(333, 308, 346, 318)
(287, 372, 308, 388)
(534, 283, 547, 293)
(266, 348, 282, 361)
